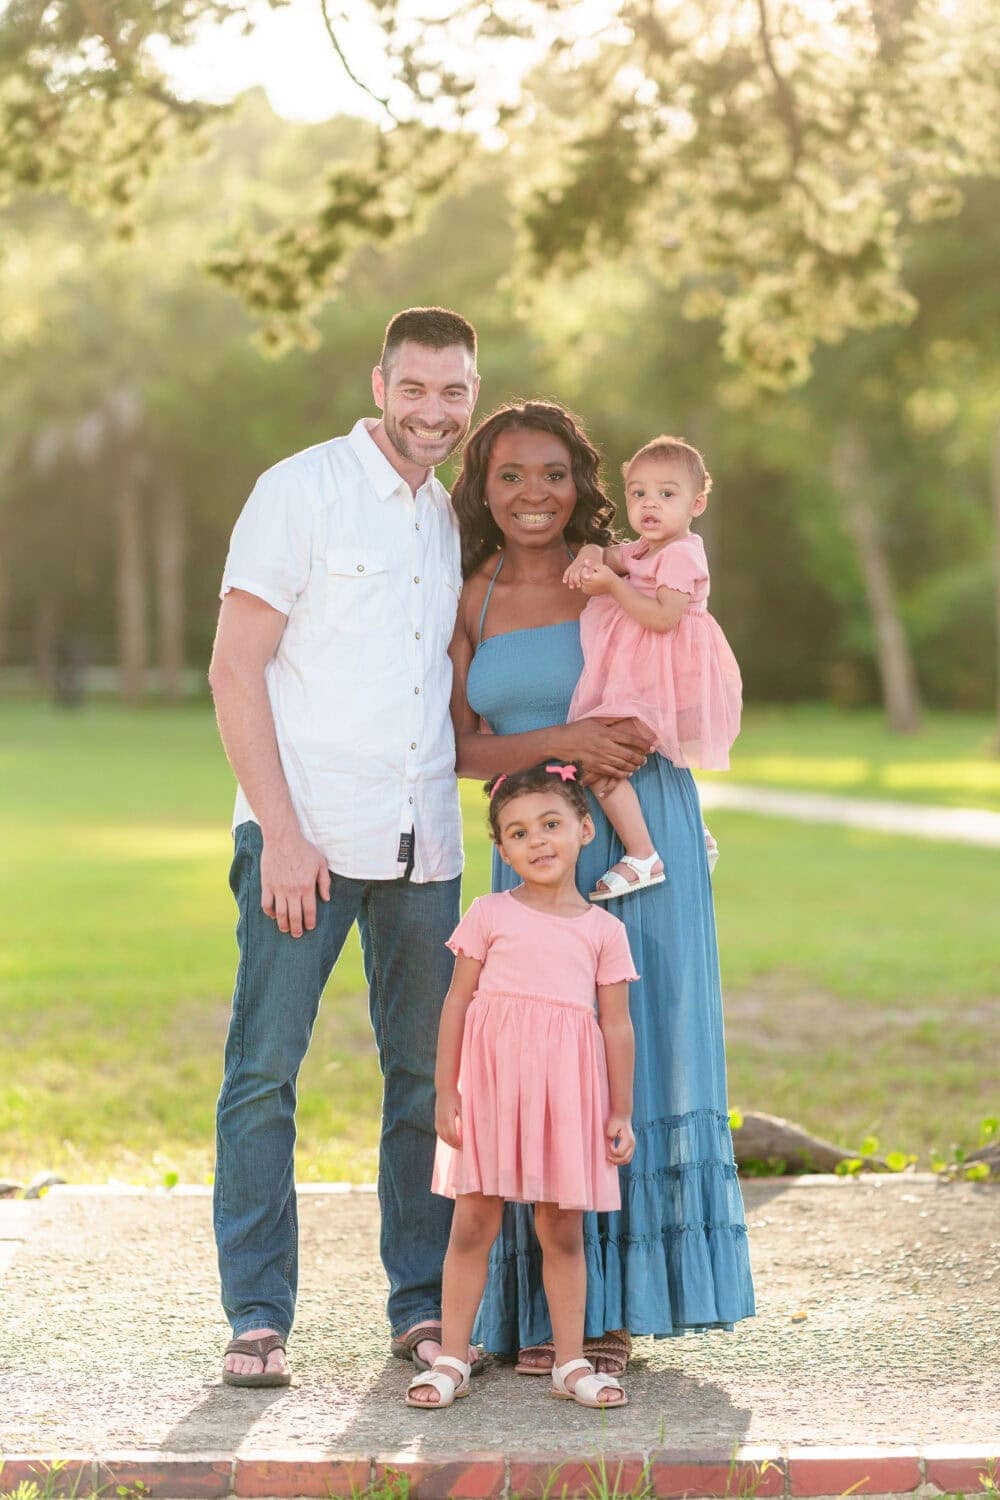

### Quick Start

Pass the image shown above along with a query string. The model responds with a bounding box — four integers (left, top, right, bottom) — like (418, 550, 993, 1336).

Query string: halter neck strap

(477, 553, 504, 648)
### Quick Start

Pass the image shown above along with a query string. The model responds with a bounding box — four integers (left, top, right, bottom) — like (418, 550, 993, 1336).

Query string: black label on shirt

(397, 830, 414, 864)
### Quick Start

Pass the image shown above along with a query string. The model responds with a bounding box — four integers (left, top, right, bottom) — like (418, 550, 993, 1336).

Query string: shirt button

(415, 630, 421, 640)
(408, 796, 414, 805)
(415, 522, 421, 531)
(410, 741, 417, 750)
(356, 564, 364, 572)
(414, 575, 420, 584)
(414, 686, 420, 695)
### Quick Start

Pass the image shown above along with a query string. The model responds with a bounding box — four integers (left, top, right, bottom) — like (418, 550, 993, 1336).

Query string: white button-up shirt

(220, 419, 463, 882)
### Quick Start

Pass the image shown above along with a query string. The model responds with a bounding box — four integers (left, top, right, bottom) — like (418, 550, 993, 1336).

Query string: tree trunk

(116, 446, 148, 706)
(33, 595, 57, 692)
(155, 475, 185, 702)
(833, 427, 922, 733)
(992, 420, 1000, 754)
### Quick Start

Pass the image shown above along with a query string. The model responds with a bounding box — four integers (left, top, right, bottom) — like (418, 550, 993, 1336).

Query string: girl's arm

(447, 608, 654, 781)
(434, 954, 483, 1148)
(597, 981, 636, 1164)
(581, 566, 690, 634)
(563, 542, 627, 588)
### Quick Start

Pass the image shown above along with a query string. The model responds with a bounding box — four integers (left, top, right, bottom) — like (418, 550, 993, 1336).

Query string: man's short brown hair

(623, 435, 712, 496)
(380, 307, 477, 375)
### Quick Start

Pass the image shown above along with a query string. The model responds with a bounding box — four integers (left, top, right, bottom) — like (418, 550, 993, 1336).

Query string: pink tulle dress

(569, 533, 742, 771)
(431, 890, 638, 1212)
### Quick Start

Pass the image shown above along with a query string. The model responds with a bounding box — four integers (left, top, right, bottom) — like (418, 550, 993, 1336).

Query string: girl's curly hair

(451, 402, 616, 578)
(483, 760, 590, 842)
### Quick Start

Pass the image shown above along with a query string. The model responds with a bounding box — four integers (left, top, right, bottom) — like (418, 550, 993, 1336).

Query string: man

(209, 307, 480, 1385)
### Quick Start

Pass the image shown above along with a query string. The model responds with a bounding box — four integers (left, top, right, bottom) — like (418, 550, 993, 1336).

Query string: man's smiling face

(373, 340, 479, 471)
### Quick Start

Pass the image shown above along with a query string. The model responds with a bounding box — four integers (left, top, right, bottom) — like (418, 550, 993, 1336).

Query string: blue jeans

(214, 821, 461, 1340)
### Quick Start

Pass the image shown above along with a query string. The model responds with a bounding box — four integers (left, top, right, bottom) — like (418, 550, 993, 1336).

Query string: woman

(447, 402, 755, 1374)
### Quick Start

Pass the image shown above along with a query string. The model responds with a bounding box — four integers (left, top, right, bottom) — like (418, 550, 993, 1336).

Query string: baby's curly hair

(483, 760, 590, 842)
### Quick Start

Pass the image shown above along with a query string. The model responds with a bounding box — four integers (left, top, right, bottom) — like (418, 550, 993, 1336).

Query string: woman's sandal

(405, 1355, 472, 1409)
(390, 1320, 487, 1374)
(551, 1357, 628, 1409)
(222, 1333, 291, 1388)
(583, 1329, 632, 1377)
(589, 852, 665, 902)
(515, 1341, 555, 1375)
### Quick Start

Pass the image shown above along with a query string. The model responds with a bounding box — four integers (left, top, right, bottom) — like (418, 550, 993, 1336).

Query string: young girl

(564, 435, 741, 900)
(405, 761, 638, 1412)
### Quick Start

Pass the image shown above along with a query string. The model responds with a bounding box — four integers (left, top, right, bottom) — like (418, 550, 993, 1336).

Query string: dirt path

(699, 782, 1000, 846)
(1, 1177, 997, 1457)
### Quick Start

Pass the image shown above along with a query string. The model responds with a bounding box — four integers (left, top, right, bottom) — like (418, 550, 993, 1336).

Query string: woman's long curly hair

(451, 401, 617, 578)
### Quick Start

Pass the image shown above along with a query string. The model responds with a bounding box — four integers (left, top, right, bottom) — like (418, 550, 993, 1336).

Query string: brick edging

(1, 1447, 997, 1499)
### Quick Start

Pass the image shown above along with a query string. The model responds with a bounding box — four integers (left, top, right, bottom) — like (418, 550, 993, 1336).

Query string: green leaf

(729, 1107, 744, 1131)
(963, 1162, 990, 1181)
(885, 1151, 913, 1172)
(859, 1135, 879, 1157)
(980, 1116, 999, 1143)
(835, 1158, 863, 1176)
(163, 1170, 179, 1189)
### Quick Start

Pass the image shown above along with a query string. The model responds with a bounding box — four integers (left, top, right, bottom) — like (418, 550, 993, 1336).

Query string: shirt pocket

(325, 547, 393, 634)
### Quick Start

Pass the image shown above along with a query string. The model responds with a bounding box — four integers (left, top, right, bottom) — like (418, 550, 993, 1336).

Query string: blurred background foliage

(0, 86, 997, 720)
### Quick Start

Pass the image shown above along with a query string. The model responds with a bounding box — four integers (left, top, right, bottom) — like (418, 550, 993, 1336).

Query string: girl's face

(495, 789, 594, 887)
(483, 429, 578, 549)
(625, 457, 706, 547)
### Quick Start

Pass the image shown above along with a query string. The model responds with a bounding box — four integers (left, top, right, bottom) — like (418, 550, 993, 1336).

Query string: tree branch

(318, 0, 401, 125)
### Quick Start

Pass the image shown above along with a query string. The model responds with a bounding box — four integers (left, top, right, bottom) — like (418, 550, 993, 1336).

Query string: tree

(2, 0, 998, 384)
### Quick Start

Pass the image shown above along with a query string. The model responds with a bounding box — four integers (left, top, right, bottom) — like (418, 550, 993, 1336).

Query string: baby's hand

(580, 562, 617, 596)
(563, 544, 603, 589)
(605, 1115, 635, 1165)
(435, 1089, 462, 1149)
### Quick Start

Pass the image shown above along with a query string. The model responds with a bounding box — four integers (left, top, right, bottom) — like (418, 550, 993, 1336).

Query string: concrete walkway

(1, 1178, 997, 1497)
(697, 782, 1000, 846)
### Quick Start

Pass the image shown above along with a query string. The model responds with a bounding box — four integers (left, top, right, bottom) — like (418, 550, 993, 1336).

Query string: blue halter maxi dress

(467, 561, 755, 1351)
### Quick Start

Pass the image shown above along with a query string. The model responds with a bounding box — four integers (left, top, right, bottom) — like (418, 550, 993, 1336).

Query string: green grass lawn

(1, 700, 996, 1185)
(711, 703, 1000, 810)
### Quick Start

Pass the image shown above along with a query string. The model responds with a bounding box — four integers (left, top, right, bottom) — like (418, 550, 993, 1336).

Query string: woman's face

(483, 428, 578, 548)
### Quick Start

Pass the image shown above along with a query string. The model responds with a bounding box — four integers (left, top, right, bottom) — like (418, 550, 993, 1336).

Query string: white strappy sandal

(589, 852, 665, 901)
(405, 1354, 472, 1409)
(551, 1357, 628, 1408)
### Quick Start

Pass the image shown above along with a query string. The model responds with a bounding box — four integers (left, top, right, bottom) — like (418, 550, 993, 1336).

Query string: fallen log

(731, 1111, 885, 1172)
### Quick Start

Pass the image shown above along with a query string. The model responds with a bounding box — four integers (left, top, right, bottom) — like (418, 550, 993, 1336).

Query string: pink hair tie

(489, 774, 508, 799)
(545, 763, 577, 782)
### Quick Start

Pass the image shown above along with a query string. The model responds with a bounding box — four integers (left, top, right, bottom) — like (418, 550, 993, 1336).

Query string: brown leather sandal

(583, 1329, 632, 1376)
(515, 1341, 555, 1375)
(222, 1332, 291, 1388)
(390, 1320, 486, 1375)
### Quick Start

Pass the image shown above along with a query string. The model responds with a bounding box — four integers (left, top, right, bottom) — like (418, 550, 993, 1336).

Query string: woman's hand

(563, 544, 604, 589)
(563, 716, 655, 780)
(435, 1088, 463, 1149)
(605, 1114, 636, 1165)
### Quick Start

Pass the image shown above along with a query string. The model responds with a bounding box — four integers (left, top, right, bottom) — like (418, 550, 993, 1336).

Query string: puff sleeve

(595, 913, 640, 986)
(653, 535, 709, 597)
(445, 898, 490, 961)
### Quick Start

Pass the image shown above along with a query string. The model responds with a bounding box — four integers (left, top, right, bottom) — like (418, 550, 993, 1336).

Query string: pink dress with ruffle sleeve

(431, 890, 638, 1212)
(568, 533, 742, 770)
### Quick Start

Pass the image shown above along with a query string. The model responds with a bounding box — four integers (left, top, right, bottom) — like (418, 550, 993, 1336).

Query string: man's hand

(563, 544, 604, 589)
(579, 562, 618, 596)
(605, 1115, 635, 1165)
(435, 1088, 463, 1148)
(260, 829, 331, 938)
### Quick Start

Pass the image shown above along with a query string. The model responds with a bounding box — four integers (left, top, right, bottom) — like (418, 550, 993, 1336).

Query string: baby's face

(624, 458, 705, 545)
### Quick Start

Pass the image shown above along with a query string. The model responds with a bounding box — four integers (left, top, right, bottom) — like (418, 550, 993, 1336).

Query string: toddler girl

(564, 435, 741, 900)
(405, 761, 637, 1411)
